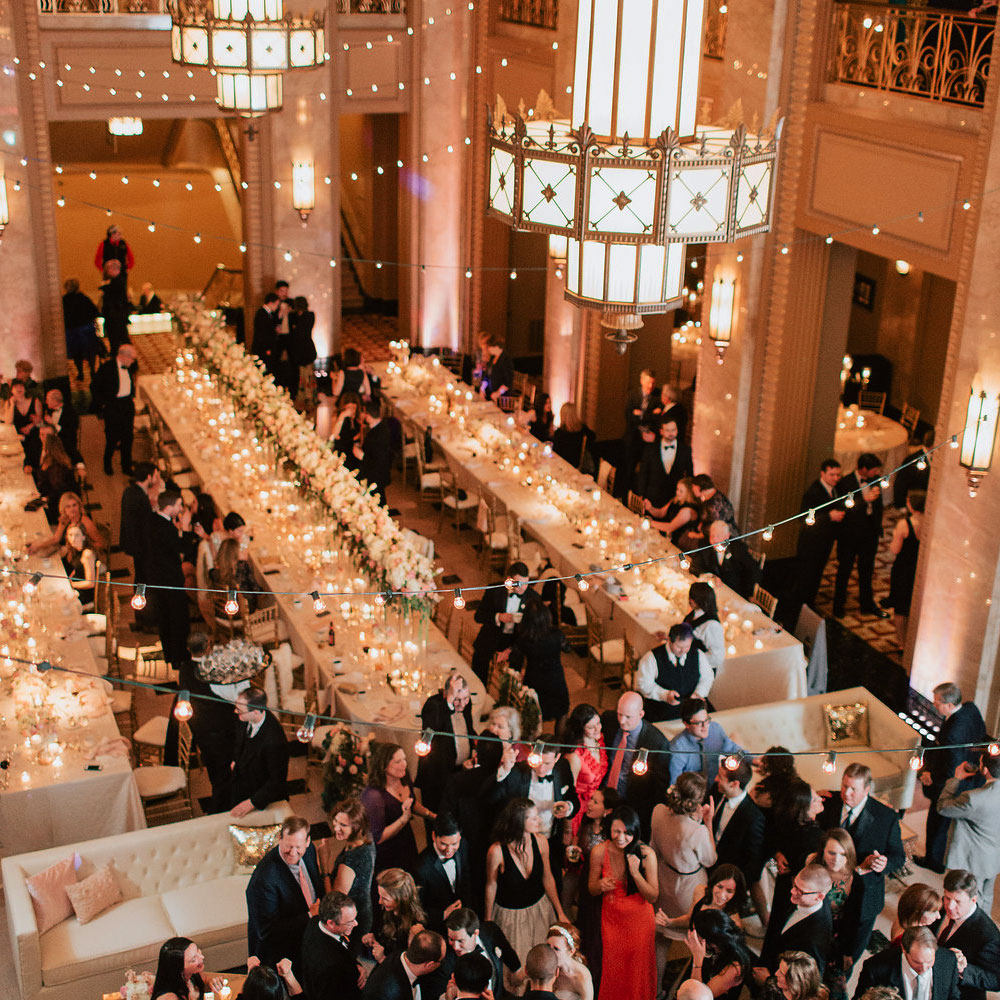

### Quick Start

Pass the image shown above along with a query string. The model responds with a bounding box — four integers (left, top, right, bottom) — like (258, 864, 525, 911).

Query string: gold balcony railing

(704, 3, 729, 60)
(337, 0, 405, 11)
(830, 1, 995, 107)
(497, 0, 558, 30)
(39, 0, 165, 12)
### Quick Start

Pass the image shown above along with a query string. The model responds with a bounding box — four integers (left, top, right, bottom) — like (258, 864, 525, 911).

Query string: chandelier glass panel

(486, 0, 782, 316)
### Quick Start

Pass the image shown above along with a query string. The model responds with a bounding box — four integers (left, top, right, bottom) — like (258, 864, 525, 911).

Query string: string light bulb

(632, 748, 649, 775)
(822, 750, 837, 774)
(527, 741, 544, 768)
(723, 750, 745, 771)
(679, 554, 691, 571)
(987, 741, 999, 757)
(131, 584, 147, 610)
(23, 572, 42, 596)
(762, 526, 774, 541)
(844, 494, 856, 509)
(879, 477, 890, 490)
(805, 509, 816, 526)
(575, 574, 589, 592)
(916, 457, 927, 471)
(950, 435, 959, 449)
(453, 588, 466, 610)
(311, 590, 327, 613)
(374, 591, 388, 607)
(296, 714, 317, 743)
(224, 589, 239, 616)
(504, 577, 515, 592)
(909, 748, 924, 771)
(714, 542, 727, 554)
(415, 729, 434, 756)
(173, 690, 193, 721)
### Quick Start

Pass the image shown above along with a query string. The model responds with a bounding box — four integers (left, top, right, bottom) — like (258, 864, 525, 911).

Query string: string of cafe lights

(0, 425, 970, 613)
(5, 650, 998, 771)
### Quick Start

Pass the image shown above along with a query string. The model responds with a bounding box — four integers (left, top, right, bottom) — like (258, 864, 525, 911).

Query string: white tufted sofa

(655, 685, 921, 810)
(2, 814, 251, 1000)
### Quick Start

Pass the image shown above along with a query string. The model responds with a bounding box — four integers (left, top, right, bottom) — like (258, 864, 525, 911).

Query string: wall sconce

(895, 260, 911, 275)
(708, 275, 736, 363)
(960, 385, 999, 497)
(0, 168, 8, 243)
(107, 117, 143, 137)
(292, 161, 315, 223)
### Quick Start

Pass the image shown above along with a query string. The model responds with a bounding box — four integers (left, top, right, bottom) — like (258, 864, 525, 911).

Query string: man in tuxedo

(423, 907, 522, 1000)
(916, 683, 987, 872)
(934, 870, 1000, 1000)
(42, 388, 82, 465)
(619, 368, 659, 499)
(600, 691, 670, 838)
(471, 562, 530, 682)
(793, 459, 845, 611)
(485, 733, 579, 888)
(818, 762, 906, 961)
(523, 943, 560, 1000)
(251, 293, 280, 373)
(451, 952, 497, 999)
(635, 623, 713, 723)
(636, 418, 693, 509)
(833, 452, 889, 619)
(119, 462, 160, 629)
(757, 863, 834, 976)
(937, 756, 1000, 911)
(853, 926, 962, 1000)
(362, 929, 446, 1000)
(355, 400, 392, 506)
(690, 520, 759, 600)
(414, 813, 476, 930)
(91, 342, 138, 476)
(246, 816, 322, 970)
(229, 687, 290, 817)
(415, 672, 476, 813)
(145, 490, 190, 668)
(711, 757, 766, 887)
(668, 698, 744, 785)
(300, 891, 363, 1000)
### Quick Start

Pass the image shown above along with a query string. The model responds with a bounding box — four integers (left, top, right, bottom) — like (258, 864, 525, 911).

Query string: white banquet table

(375, 357, 808, 710)
(833, 404, 909, 479)
(0, 426, 145, 861)
(140, 376, 488, 766)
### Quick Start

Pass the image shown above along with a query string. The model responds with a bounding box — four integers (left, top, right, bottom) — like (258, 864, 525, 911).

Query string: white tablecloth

(833, 405, 909, 479)
(376, 361, 808, 710)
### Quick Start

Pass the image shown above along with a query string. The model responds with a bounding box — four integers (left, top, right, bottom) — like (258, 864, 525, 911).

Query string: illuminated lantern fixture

(107, 117, 144, 137)
(168, 0, 326, 117)
(292, 161, 315, 223)
(486, 0, 781, 352)
(959, 385, 999, 497)
(0, 168, 8, 243)
(708, 274, 736, 363)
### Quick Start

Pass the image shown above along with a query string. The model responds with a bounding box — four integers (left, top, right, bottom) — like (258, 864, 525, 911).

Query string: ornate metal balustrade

(497, 0, 557, 30)
(337, 0, 405, 11)
(830, 1, 995, 107)
(704, 4, 729, 60)
(39, 0, 165, 12)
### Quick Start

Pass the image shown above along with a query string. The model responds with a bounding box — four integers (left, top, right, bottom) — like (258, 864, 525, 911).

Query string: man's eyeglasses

(792, 882, 822, 897)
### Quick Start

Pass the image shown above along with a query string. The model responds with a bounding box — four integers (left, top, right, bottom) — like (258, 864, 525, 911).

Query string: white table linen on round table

(833, 405, 909, 482)
(375, 361, 808, 710)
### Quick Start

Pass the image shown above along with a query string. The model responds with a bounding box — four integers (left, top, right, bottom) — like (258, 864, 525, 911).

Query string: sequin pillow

(824, 702, 869, 748)
(229, 823, 282, 874)
(65, 863, 122, 924)
(25, 853, 80, 934)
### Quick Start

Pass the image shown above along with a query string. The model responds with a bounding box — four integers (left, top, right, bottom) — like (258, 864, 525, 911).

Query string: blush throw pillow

(25, 854, 79, 934)
(65, 862, 122, 924)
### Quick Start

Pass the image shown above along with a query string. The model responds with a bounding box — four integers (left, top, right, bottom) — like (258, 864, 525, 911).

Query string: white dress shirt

(841, 796, 868, 828)
(783, 900, 823, 933)
(938, 904, 976, 943)
(529, 771, 556, 837)
(635, 647, 713, 702)
(401, 954, 421, 1000)
(691, 618, 725, 672)
(901, 956, 932, 1000)
(660, 440, 677, 473)
(716, 789, 747, 841)
(497, 592, 522, 633)
(116, 364, 132, 397)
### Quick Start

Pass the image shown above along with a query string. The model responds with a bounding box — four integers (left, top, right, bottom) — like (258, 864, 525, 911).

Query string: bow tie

(662, 443, 675, 450)
(533, 773, 554, 783)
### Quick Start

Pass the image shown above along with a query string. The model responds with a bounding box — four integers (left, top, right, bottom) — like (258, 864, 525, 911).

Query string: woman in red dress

(563, 703, 608, 837)
(588, 804, 659, 1000)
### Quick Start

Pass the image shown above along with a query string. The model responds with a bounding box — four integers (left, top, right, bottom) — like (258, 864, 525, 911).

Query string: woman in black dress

(509, 593, 569, 722)
(767, 779, 826, 925)
(886, 490, 924, 646)
(551, 402, 595, 471)
(332, 347, 372, 401)
(527, 392, 555, 442)
(324, 796, 377, 940)
(3, 379, 42, 468)
(36, 432, 77, 523)
(330, 391, 362, 470)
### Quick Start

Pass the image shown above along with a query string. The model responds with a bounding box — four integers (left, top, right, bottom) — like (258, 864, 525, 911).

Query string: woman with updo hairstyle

(238, 959, 302, 999)
(684, 581, 725, 671)
(546, 921, 594, 1000)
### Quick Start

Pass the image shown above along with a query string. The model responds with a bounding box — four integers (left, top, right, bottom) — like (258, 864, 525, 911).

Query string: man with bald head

(600, 690, 669, 838)
(677, 980, 714, 1000)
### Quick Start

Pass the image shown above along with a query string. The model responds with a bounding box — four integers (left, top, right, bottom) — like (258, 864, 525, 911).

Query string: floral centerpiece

(320, 725, 374, 811)
(120, 968, 155, 1000)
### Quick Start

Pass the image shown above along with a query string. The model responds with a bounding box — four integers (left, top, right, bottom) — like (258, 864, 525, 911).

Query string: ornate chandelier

(168, 0, 326, 117)
(486, 0, 781, 347)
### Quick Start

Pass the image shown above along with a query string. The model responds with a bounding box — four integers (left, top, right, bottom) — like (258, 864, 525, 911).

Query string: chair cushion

(133, 715, 169, 748)
(41, 896, 174, 986)
(110, 690, 132, 714)
(134, 766, 187, 799)
(419, 472, 442, 490)
(443, 494, 477, 510)
(590, 639, 625, 664)
(486, 532, 509, 550)
(83, 613, 107, 635)
(160, 876, 250, 948)
(283, 690, 307, 714)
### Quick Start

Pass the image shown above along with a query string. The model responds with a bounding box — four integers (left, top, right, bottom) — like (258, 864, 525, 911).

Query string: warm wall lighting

(709, 274, 736, 363)
(895, 260, 911, 275)
(292, 161, 315, 223)
(0, 168, 8, 243)
(960, 385, 999, 497)
(548, 234, 568, 262)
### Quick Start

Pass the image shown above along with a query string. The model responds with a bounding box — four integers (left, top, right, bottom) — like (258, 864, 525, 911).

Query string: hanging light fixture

(107, 117, 144, 137)
(168, 0, 326, 117)
(959, 385, 999, 497)
(292, 161, 315, 223)
(486, 0, 781, 352)
(708, 274, 737, 363)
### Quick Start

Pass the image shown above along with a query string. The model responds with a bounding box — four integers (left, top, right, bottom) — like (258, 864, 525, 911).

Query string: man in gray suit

(937, 751, 1000, 911)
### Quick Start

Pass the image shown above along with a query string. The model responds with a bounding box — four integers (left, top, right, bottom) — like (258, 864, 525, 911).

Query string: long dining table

(140, 375, 489, 766)
(375, 356, 809, 710)
(0, 425, 145, 862)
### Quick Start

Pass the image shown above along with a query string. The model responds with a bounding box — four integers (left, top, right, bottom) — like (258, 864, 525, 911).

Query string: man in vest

(634, 623, 713, 722)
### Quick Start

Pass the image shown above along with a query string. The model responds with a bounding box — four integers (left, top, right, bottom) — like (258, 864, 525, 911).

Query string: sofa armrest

(866, 699, 920, 811)
(1, 857, 43, 1000)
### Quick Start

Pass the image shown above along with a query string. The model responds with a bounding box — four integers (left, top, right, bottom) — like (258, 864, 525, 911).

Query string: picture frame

(853, 273, 876, 310)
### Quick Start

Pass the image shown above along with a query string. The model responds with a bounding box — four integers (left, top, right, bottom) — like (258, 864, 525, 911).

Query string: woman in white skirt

(485, 798, 568, 966)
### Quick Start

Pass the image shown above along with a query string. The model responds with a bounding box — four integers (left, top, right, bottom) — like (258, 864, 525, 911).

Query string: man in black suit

(853, 926, 961, 1000)
(246, 815, 322, 970)
(833, 452, 890, 619)
(690, 520, 759, 599)
(935, 870, 1000, 1000)
(711, 758, 766, 888)
(619, 368, 659, 499)
(362, 929, 446, 1000)
(818, 762, 906, 962)
(119, 462, 160, 629)
(916, 683, 987, 872)
(451, 952, 497, 999)
(756, 863, 834, 977)
(415, 673, 476, 813)
(251, 293, 280, 373)
(229, 687, 290, 817)
(300, 891, 363, 1000)
(485, 733, 580, 888)
(600, 691, 670, 839)
(793, 459, 845, 611)
(355, 400, 392, 507)
(636, 418, 693, 509)
(523, 943, 560, 1000)
(471, 562, 530, 682)
(145, 490, 190, 669)
(415, 814, 476, 930)
(91, 342, 138, 475)
(481, 333, 515, 402)
(423, 907, 522, 1000)
(137, 282, 163, 314)
(659, 384, 689, 441)
(42, 388, 83, 465)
